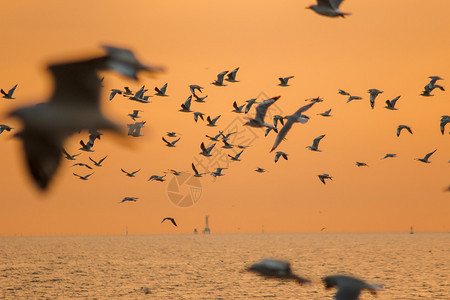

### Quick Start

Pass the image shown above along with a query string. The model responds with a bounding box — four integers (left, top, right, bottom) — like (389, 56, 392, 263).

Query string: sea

(0, 233, 449, 299)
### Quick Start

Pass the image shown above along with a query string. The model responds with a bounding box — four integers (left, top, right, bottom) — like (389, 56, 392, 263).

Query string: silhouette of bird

(73, 172, 94, 180)
(356, 162, 368, 167)
(415, 149, 437, 163)
(128, 110, 143, 121)
(274, 151, 288, 163)
(128, 85, 150, 103)
(166, 131, 179, 137)
(79, 139, 94, 153)
(154, 83, 168, 96)
(306, 0, 351, 18)
(323, 275, 382, 300)
(221, 139, 234, 149)
(0, 124, 14, 134)
(189, 84, 203, 96)
(1, 84, 18, 99)
(440, 115, 449, 135)
(72, 163, 93, 169)
(123, 86, 133, 96)
(318, 108, 332, 117)
(318, 173, 332, 184)
(89, 155, 108, 166)
(62, 148, 80, 160)
(232, 101, 245, 113)
(179, 95, 192, 112)
(148, 175, 166, 182)
(200, 142, 216, 157)
(165, 169, 185, 176)
(120, 197, 138, 203)
(193, 112, 205, 122)
(368, 89, 383, 109)
(206, 115, 221, 127)
(228, 150, 244, 161)
(346, 95, 363, 103)
(247, 259, 310, 284)
(255, 167, 266, 173)
(192, 163, 208, 177)
(385, 96, 401, 110)
(244, 98, 258, 114)
(382, 153, 397, 159)
(109, 89, 122, 101)
(397, 125, 413, 137)
(338, 89, 350, 96)
(211, 167, 227, 177)
(161, 217, 177, 227)
(205, 132, 223, 142)
(278, 76, 294, 86)
(221, 131, 237, 141)
(212, 70, 228, 86)
(121, 168, 141, 177)
(306, 134, 326, 152)
(193, 94, 208, 103)
(225, 67, 239, 82)
(162, 137, 181, 147)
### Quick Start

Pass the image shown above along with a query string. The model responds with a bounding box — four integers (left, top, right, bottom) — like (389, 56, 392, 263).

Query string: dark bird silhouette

(161, 217, 177, 227)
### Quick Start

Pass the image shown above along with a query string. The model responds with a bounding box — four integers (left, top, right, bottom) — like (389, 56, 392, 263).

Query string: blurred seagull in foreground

(120, 197, 138, 203)
(247, 258, 310, 285)
(244, 96, 280, 131)
(368, 89, 383, 109)
(318, 173, 332, 184)
(212, 71, 228, 86)
(73, 172, 94, 180)
(278, 76, 294, 86)
(225, 67, 239, 82)
(274, 151, 288, 163)
(1, 84, 18, 99)
(306, 134, 326, 152)
(323, 274, 382, 300)
(306, 0, 351, 18)
(415, 149, 437, 163)
(161, 217, 177, 227)
(270, 102, 315, 152)
(154, 83, 168, 96)
(397, 125, 413, 137)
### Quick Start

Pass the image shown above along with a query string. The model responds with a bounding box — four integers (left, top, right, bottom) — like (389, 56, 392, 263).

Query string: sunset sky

(0, 0, 448, 236)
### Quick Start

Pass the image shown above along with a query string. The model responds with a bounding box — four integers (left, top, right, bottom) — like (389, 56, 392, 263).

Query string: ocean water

(0, 233, 449, 299)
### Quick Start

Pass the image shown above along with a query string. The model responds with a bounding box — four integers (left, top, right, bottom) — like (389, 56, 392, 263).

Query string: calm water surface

(0, 233, 449, 299)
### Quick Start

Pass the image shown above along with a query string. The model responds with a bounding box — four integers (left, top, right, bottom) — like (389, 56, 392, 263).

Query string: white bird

(247, 258, 310, 284)
(1, 84, 18, 99)
(244, 96, 280, 130)
(225, 67, 239, 82)
(73, 172, 94, 180)
(120, 197, 138, 203)
(274, 151, 288, 163)
(179, 95, 192, 112)
(128, 110, 143, 121)
(306, 0, 351, 18)
(318, 108, 332, 117)
(368, 89, 383, 109)
(148, 175, 166, 182)
(385, 95, 401, 110)
(232, 101, 245, 113)
(415, 149, 437, 163)
(356, 162, 368, 167)
(440, 115, 449, 135)
(278, 76, 294, 86)
(162, 137, 180, 147)
(154, 83, 168, 96)
(381, 153, 397, 159)
(109, 89, 122, 101)
(212, 71, 228, 86)
(306, 134, 326, 152)
(89, 155, 108, 166)
(200, 142, 216, 157)
(161, 217, 177, 227)
(270, 102, 315, 152)
(323, 275, 382, 300)
(121, 168, 141, 177)
(62, 148, 80, 160)
(228, 150, 244, 161)
(318, 173, 332, 184)
(206, 115, 221, 127)
(397, 125, 412, 137)
(192, 163, 208, 177)
(211, 167, 227, 177)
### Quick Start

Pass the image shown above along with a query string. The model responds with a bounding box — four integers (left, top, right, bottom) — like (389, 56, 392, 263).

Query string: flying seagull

(278, 76, 294, 86)
(346, 95, 363, 103)
(323, 275, 382, 300)
(381, 153, 397, 160)
(247, 258, 310, 284)
(161, 217, 177, 227)
(162, 137, 181, 147)
(109, 89, 122, 101)
(368, 89, 383, 109)
(356, 162, 368, 167)
(128, 110, 143, 121)
(72, 162, 93, 169)
(192, 163, 208, 177)
(205, 132, 223, 142)
(244, 96, 280, 130)
(206, 115, 221, 127)
(200, 142, 216, 157)
(155, 83, 168, 96)
(244, 98, 258, 114)
(255, 167, 266, 173)
(179, 95, 192, 112)
(306, 0, 351, 18)
(397, 125, 413, 137)
(318, 108, 332, 117)
(212, 71, 228, 86)
(228, 150, 244, 161)
(232, 101, 245, 113)
(193, 94, 208, 103)
(274, 151, 288, 163)
(121, 168, 141, 177)
(211, 167, 227, 177)
(1, 84, 18, 99)
(318, 173, 332, 184)
(189, 84, 203, 96)
(225, 67, 239, 82)
(306, 134, 326, 152)
(0, 124, 14, 134)
(338, 89, 349, 96)
(415, 149, 437, 163)
(120, 197, 138, 203)
(73, 172, 94, 180)
(62, 148, 80, 160)
(440, 115, 449, 135)
(89, 155, 108, 166)
(385, 96, 401, 110)
(193, 112, 205, 122)
(148, 175, 166, 182)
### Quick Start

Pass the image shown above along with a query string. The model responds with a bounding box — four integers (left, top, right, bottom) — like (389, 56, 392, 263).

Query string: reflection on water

(0, 233, 449, 299)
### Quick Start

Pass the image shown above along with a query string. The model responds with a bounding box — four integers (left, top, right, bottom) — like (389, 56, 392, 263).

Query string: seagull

(211, 167, 227, 177)
(382, 153, 397, 159)
(415, 149, 437, 163)
(165, 169, 185, 176)
(368, 89, 383, 109)
(154, 83, 168, 96)
(228, 150, 244, 161)
(162, 137, 181, 147)
(166, 131, 179, 137)
(1, 84, 18, 99)
(221, 131, 237, 141)
(221, 139, 234, 149)
(0, 124, 14, 134)
(128, 110, 143, 121)
(244, 98, 258, 114)
(89, 155, 108, 166)
(323, 275, 382, 300)
(205, 132, 223, 142)
(440, 115, 449, 135)
(255, 167, 266, 173)
(79, 139, 95, 152)
(73, 172, 94, 180)
(247, 259, 310, 284)
(274, 151, 288, 163)
(318, 108, 332, 117)
(127, 121, 145, 137)
(306, 134, 326, 152)
(232, 101, 245, 113)
(200, 142, 216, 157)
(192, 163, 208, 177)
(206, 115, 221, 127)
(225, 67, 239, 82)
(397, 125, 413, 137)
(123, 86, 133, 96)
(193, 112, 205, 122)
(212, 70, 228, 86)
(338, 89, 350, 96)
(193, 94, 208, 103)
(72, 163, 93, 169)
(278, 76, 294, 86)
(179, 95, 192, 112)
(385, 95, 401, 110)
(128, 85, 150, 103)
(422, 76, 444, 96)
(318, 173, 332, 184)
(148, 175, 166, 182)
(346, 95, 363, 103)
(306, 0, 351, 18)
(305, 96, 324, 103)
(189, 85, 203, 96)
(356, 162, 368, 167)
(270, 102, 315, 152)
(161, 217, 177, 227)
(120, 197, 138, 203)
(244, 96, 280, 130)
(121, 168, 141, 177)
(109, 89, 123, 101)
(62, 148, 80, 160)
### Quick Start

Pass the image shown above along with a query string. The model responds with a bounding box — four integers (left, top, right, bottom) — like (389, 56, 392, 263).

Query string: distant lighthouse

(203, 215, 211, 234)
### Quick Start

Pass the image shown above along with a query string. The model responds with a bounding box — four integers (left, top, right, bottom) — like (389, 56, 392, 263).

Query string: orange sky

(0, 0, 449, 236)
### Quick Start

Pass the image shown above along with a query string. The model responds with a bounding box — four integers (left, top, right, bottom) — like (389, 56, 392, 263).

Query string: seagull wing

(192, 163, 199, 175)
(170, 218, 178, 227)
(424, 149, 437, 160)
(162, 137, 170, 145)
(255, 96, 280, 123)
(312, 134, 325, 149)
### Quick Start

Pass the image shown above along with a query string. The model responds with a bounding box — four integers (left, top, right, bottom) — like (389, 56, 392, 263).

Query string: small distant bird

(255, 167, 266, 173)
(382, 153, 397, 159)
(212, 71, 228, 86)
(162, 137, 180, 147)
(222, 139, 234, 149)
(0, 124, 14, 134)
(225, 67, 239, 82)
(73, 172, 94, 180)
(318, 108, 332, 117)
(415, 149, 437, 163)
(221, 131, 236, 141)
(193, 94, 208, 103)
(120, 197, 138, 203)
(72, 163, 93, 169)
(154, 83, 168, 96)
(109, 89, 123, 101)
(274, 151, 288, 163)
(318, 173, 332, 184)
(206, 115, 221, 127)
(128, 110, 143, 121)
(79, 139, 94, 152)
(306, 134, 326, 152)
(205, 132, 223, 142)
(192, 163, 208, 177)
(244, 98, 258, 114)
(306, 96, 324, 103)
(244, 96, 280, 130)
(200, 142, 216, 157)
(123, 86, 133, 96)
(356, 162, 368, 167)
(247, 259, 310, 284)
(148, 175, 166, 182)
(161, 217, 177, 227)
(368, 89, 383, 109)
(271, 102, 315, 152)
(338, 89, 350, 96)
(346, 95, 363, 103)
(89, 155, 108, 166)
(278, 76, 294, 86)
(165, 169, 185, 176)
(193, 112, 205, 122)
(62, 148, 80, 160)
(179, 95, 192, 112)
(397, 125, 413, 137)
(385, 95, 401, 110)
(323, 275, 382, 300)
(1, 84, 18, 99)
(166, 132, 178, 137)
(228, 150, 244, 161)
(211, 167, 227, 177)
(306, 0, 350, 18)
(440, 115, 449, 135)
(121, 168, 141, 177)
(232, 101, 245, 113)
(189, 84, 203, 96)
(421, 76, 444, 96)
(273, 115, 284, 127)
(128, 85, 150, 103)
